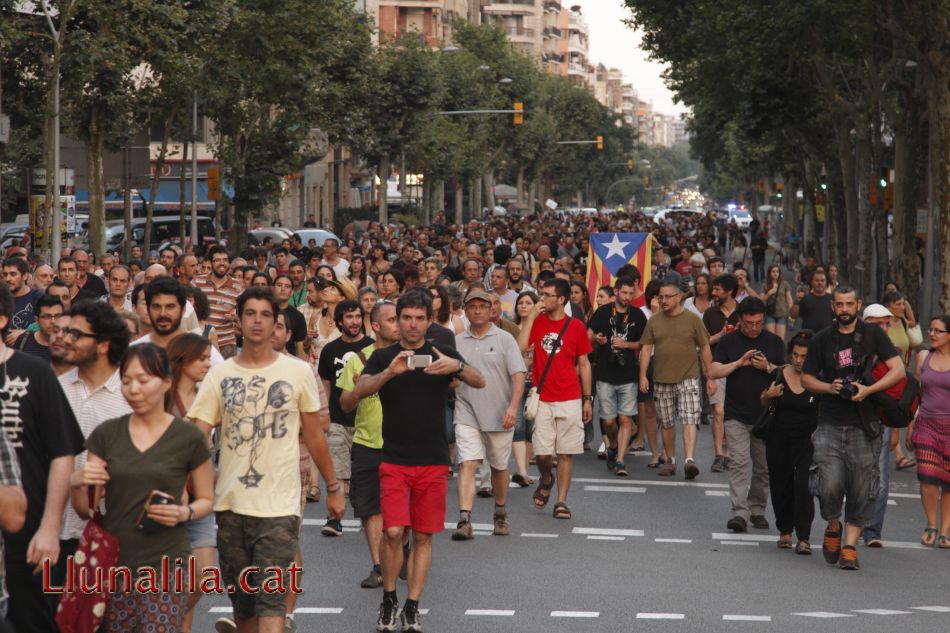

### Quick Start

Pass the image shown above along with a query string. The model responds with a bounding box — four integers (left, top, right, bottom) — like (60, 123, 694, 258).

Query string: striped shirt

(58, 368, 132, 541)
(193, 274, 244, 348)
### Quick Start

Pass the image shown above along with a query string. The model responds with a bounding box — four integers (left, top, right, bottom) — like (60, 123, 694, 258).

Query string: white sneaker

(214, 618, 237, 633)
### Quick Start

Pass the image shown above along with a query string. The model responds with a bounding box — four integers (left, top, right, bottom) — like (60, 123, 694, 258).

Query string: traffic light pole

(439, 110, 521, 115)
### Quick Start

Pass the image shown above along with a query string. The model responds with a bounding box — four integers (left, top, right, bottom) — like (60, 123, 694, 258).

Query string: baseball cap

(862, 304, 892, 320)
(464, 290, 492, 305)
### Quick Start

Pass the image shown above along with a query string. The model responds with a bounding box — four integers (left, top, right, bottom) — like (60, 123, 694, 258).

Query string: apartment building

(375, 0, 470, 47)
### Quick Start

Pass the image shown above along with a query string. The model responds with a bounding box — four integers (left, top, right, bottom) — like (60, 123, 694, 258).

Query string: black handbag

(751, 367, 783, 439)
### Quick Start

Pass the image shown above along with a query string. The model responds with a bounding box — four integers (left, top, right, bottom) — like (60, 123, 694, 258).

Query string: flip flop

(921, 527, 938, 546)
(647, 456, 666, 468)
(532, 475, 554, 509)
(896, 456, 917, 470)
(552, 502, 572, 519)
(937, 535, 950, 549)
(511, 473, 533, 487)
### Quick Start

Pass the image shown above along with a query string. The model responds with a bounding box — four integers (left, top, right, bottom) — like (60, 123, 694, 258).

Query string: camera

(609, 348, 626, 367)
(839, 375, 860, 400)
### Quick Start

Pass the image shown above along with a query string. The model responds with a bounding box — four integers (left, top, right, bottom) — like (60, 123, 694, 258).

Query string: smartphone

(407, 355, 432, 369)
(136, 490, 176, 534)
(752, 351, 764, 359)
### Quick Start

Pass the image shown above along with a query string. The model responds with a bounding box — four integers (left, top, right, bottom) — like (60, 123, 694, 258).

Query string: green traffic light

(820, 183, 828, 191)
(879, 178, 887, 188)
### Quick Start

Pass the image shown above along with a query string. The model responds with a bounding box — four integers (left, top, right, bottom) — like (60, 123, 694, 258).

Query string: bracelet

(326, 483, 342, 493)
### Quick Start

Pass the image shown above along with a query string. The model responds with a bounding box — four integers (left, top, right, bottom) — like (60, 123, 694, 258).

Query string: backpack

(868, 361, 919, 428)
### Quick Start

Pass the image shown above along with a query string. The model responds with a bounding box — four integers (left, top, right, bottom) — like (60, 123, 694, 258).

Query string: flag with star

(585, 232, 654, 303)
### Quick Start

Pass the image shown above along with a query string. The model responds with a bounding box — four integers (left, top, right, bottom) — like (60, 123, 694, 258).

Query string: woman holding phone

(69, 343, 214, 633)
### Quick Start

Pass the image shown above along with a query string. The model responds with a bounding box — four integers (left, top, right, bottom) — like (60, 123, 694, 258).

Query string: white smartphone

(407, 355, 432, 369)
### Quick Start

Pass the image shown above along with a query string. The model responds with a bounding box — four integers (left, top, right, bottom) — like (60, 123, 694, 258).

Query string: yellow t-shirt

(188, 354, 321, 517)
(336, 343, 383, 450)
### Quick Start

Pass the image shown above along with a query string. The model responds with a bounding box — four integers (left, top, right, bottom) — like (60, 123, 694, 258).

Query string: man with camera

(588, 277, 647, 476)
(801, 286, 904, 570)
(709, 298, 785, 533)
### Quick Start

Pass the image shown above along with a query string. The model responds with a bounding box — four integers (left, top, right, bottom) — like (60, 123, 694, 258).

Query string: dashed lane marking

(473, 531, 493, 536)
(209, 607, 345, 614)
(583, 485, 647, 493)
(792, 612, 855, 618)
(551, 611, 600, 618)
(575, 477, 727, 489)
(655, 538, 693, 543)
(587, 535, 625, 541)
(710, 532, 774, 542)
(853, 609, 913, 615)
(637, 613, 685, 619)
(720, 540, 759, 546)
(723, 615, 771, 622)
(880, 540, 928, 550)
(573, 527, 644, 537)
(705, 490, 729, 496)
(443, 521, 493, 531)
(912, 606, 950, 612)
(520, 532, 558, 538)
(465, 609, 515, 616)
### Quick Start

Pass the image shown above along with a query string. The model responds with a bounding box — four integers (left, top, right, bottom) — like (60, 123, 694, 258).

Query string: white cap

(862, 304, 892, 319)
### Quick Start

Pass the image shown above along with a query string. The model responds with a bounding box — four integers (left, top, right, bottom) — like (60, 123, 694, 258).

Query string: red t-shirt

(529, 313, 592, 402)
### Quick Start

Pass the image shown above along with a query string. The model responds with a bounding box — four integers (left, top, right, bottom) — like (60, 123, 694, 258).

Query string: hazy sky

(570, 0, 687, 116)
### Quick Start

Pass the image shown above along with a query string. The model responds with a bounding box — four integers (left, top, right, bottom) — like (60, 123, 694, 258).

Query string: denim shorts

(187, 512, 217, 549)
(809, 424, 882, 526)
(514, 388, 533, 442)
(596, 381, 638, 418)
(765, 315, 788, 326)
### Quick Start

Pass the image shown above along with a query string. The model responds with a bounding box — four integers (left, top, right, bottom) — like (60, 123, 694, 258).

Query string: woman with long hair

(511, 291, 540, 485)
(909, 315, 950, 547)
(596, 286, 615, 308)
(570, 280, 593, 320)
(308, 279, 344, 368)
(69, 344, 213, 633)
(762, 331, 818, 553)
(430, 285, 464, 334)
(376, 270, 404, 302)
(762, 264, 793, 340)
(369, 245, 391, 278)
(166, 334, 214, 632)
(684, 273, 713, 316)
(348, 254, 371, 289)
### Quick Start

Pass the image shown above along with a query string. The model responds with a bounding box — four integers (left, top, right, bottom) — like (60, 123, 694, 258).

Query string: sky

(569, 0, 687, 117)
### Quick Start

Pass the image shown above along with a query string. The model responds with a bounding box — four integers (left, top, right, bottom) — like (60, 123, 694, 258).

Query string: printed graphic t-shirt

(529, 313, 591, 402)
(188, 354, 321, 517)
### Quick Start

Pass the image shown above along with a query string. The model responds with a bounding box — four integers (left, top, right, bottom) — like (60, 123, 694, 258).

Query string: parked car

(292, 229, 340, 249)
(104, 215, 216, 250)
(248, 226, 294, 247)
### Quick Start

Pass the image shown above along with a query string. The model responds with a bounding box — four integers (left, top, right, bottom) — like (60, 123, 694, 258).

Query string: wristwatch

(456, 361, 466, 374)
(582, 395, 594, 402)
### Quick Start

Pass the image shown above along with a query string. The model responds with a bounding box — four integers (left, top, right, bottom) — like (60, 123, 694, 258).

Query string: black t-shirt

(362, 341, 464, 466)
(588, 303, 647, 384)
(703, 305, 739, 352)
(426, 322, 456, 349)
(0, 351, 83, 559)
(12, 289, 43, 330)
(14, 331, 51, 363)
(802, 321, 899, 426)
(80, 274, 107, 298)
(318, 336, 373, 427)
(772, 370, 818, 439)
(798, 293, 834, 332)
(713, 330, 786, 425)
(283, 305, 307, 355)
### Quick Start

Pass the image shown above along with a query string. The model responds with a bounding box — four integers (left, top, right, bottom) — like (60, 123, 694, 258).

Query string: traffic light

(878, 167, 889, 188)
(513, 102, 524, 125)
(626, 159, 634, 173)
(596, 135, 604, 151)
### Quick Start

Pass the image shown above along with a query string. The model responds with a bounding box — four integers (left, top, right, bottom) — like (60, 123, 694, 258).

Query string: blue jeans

(862, 426, 892, 541)
(513, 386, 533, 442)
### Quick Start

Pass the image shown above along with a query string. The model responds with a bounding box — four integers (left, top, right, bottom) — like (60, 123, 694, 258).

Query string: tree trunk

(833, 117, 859, 282)
(179, 138, 189, 244)
(891, 109, 923, 302)
(86, 106, 106, 257)
(399, 152, 407, 209)
(484, 170, 495, 215)
(854, 132, 873, 296)
(146, 114, 174, 254)
(378, 156, 389, 225)
(421, 172, 431, 225)
(926, 53, 950, 311)
(454, 179, 463, 226)
(516, 167, 525, 206)
(472, 178, 481, 221)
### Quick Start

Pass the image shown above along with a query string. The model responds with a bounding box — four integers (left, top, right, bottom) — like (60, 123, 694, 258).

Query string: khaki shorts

(532, 399, 584, 456)
(455, 423, 514, 470)
(299, 468, 313, 523)
(708, 377, 727, 406)
(327, 422, 356, 479)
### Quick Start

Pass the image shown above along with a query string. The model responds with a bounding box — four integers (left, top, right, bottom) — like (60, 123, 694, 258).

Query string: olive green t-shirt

(86, 415, 210, 576)
(640, 309, 710, 383)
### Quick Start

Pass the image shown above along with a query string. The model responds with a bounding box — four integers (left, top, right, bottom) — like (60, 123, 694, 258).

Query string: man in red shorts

(354, 290, 485, 632)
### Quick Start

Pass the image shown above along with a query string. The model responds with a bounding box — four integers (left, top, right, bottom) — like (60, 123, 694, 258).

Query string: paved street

(193, 424, 948, 633)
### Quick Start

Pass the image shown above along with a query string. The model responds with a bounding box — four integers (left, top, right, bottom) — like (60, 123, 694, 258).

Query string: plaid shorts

(653, 378, 702, 429)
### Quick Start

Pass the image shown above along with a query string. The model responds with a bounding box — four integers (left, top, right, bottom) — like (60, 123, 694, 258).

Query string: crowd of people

(0, 206, 945, 633)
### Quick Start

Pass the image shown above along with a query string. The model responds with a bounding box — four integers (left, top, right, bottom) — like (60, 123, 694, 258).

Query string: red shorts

(379, 462, 448, 534)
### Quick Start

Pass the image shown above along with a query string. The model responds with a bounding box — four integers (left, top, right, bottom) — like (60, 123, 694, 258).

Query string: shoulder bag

(523, 317, 572, 422)
(751, 366, 783, 440)
(55, 486, 121, 633)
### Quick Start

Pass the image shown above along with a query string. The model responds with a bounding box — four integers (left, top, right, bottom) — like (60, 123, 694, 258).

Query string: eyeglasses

(929, 328, 949, 335)
(37, 313, 62, 321)
(63, 327, 99, 341)
(540, 292, 558, 299)
(658, 293, 680, 301)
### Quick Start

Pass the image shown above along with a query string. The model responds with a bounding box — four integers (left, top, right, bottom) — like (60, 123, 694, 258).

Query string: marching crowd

(0, 207, 946, 633)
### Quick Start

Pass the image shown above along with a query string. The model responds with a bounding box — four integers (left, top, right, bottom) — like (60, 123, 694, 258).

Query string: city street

(193, 426, 948, 633)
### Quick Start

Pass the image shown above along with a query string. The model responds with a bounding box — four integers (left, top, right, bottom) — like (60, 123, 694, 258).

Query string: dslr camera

(838, 374, 861, 400)
(609, 347, 626, 367)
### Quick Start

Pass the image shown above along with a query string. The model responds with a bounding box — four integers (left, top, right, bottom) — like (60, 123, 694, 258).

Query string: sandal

(511, 473, 533, 487)
(532, 475, 554, 509)
(937, 535, 950, 549)
(921, 527, 938, 546)
(777, 534, 793, 549)
(896, 456, 917, 470)
(552, 502, 572, 519)
(647, 456, 665, 468)
(795, 541, 812, 555)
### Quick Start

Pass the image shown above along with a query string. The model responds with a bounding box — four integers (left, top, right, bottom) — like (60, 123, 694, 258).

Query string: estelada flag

(586, 232, 655, 304)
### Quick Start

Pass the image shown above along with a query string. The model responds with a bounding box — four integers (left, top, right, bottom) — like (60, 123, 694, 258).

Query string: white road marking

(711, 532, 775, 542)
(720, 540, 759, 546)
(587, 535, 625, 541)
(583, 485, 646, 493)
(637, 613, 685, 619)
(880, 540, 928, 550)
(655, 538, 693, 543)
(705, 490, 729, 497)
(853, 609, 912, 615)
(723, 615, 772, 622)
(443, 522, 493, 531)
(888, 492, 919, 499)
(792, 612, 855, 618)
(302, 519, 361, 527)
(886, 499, 897, 506)
(293, 608, 345, 614)
(911, 606, 950, 612)
(465, 609, 515, 616)
(551, 611, 600, 618)
(575, 477, 727, 489)
(473, 531, 493, 536)
(573, 527, 644, 537)
(520, 532, 558, 538)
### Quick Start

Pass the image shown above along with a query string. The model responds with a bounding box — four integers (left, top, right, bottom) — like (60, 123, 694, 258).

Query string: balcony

(379, 0, 440, 6)
(542, 27, 561, 38)
(544, 0, 561, 12)
(568, 62, 587, 77)
(501, 25, 535, 41)
(568, 36, 587, 54)
(482, 0, 536, 16)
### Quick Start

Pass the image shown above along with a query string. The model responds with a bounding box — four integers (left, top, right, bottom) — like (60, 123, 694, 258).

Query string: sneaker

(477, 486, 493, 498)
(614, 461, 628, 477)
(306, 486, 320, 503)
(284, 616, 298, 633)
(376, 598, 401, 632)
(606, 447, 618, 471)
(597, 441, 607, 459)
(360, 567, 383, 589)
(658, 460, 676, 477)
(864, 537, 883, 548)
(452, 519, 474, 541)
(684, 459, 699, 480)
(321, 518, 343, 537)
(710, 455, 726, 473)
(399, 544, 410, 581)
(822, 526, 842, 565)
(838, 545, 860, 570)
(722, 456, 734, 470)
(401, 604, 424, 632)
(750, 514, 770, 530)
(726, 516, 747, 533)
(214, 618, 238, 633)
(492, 509, 510, 536)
